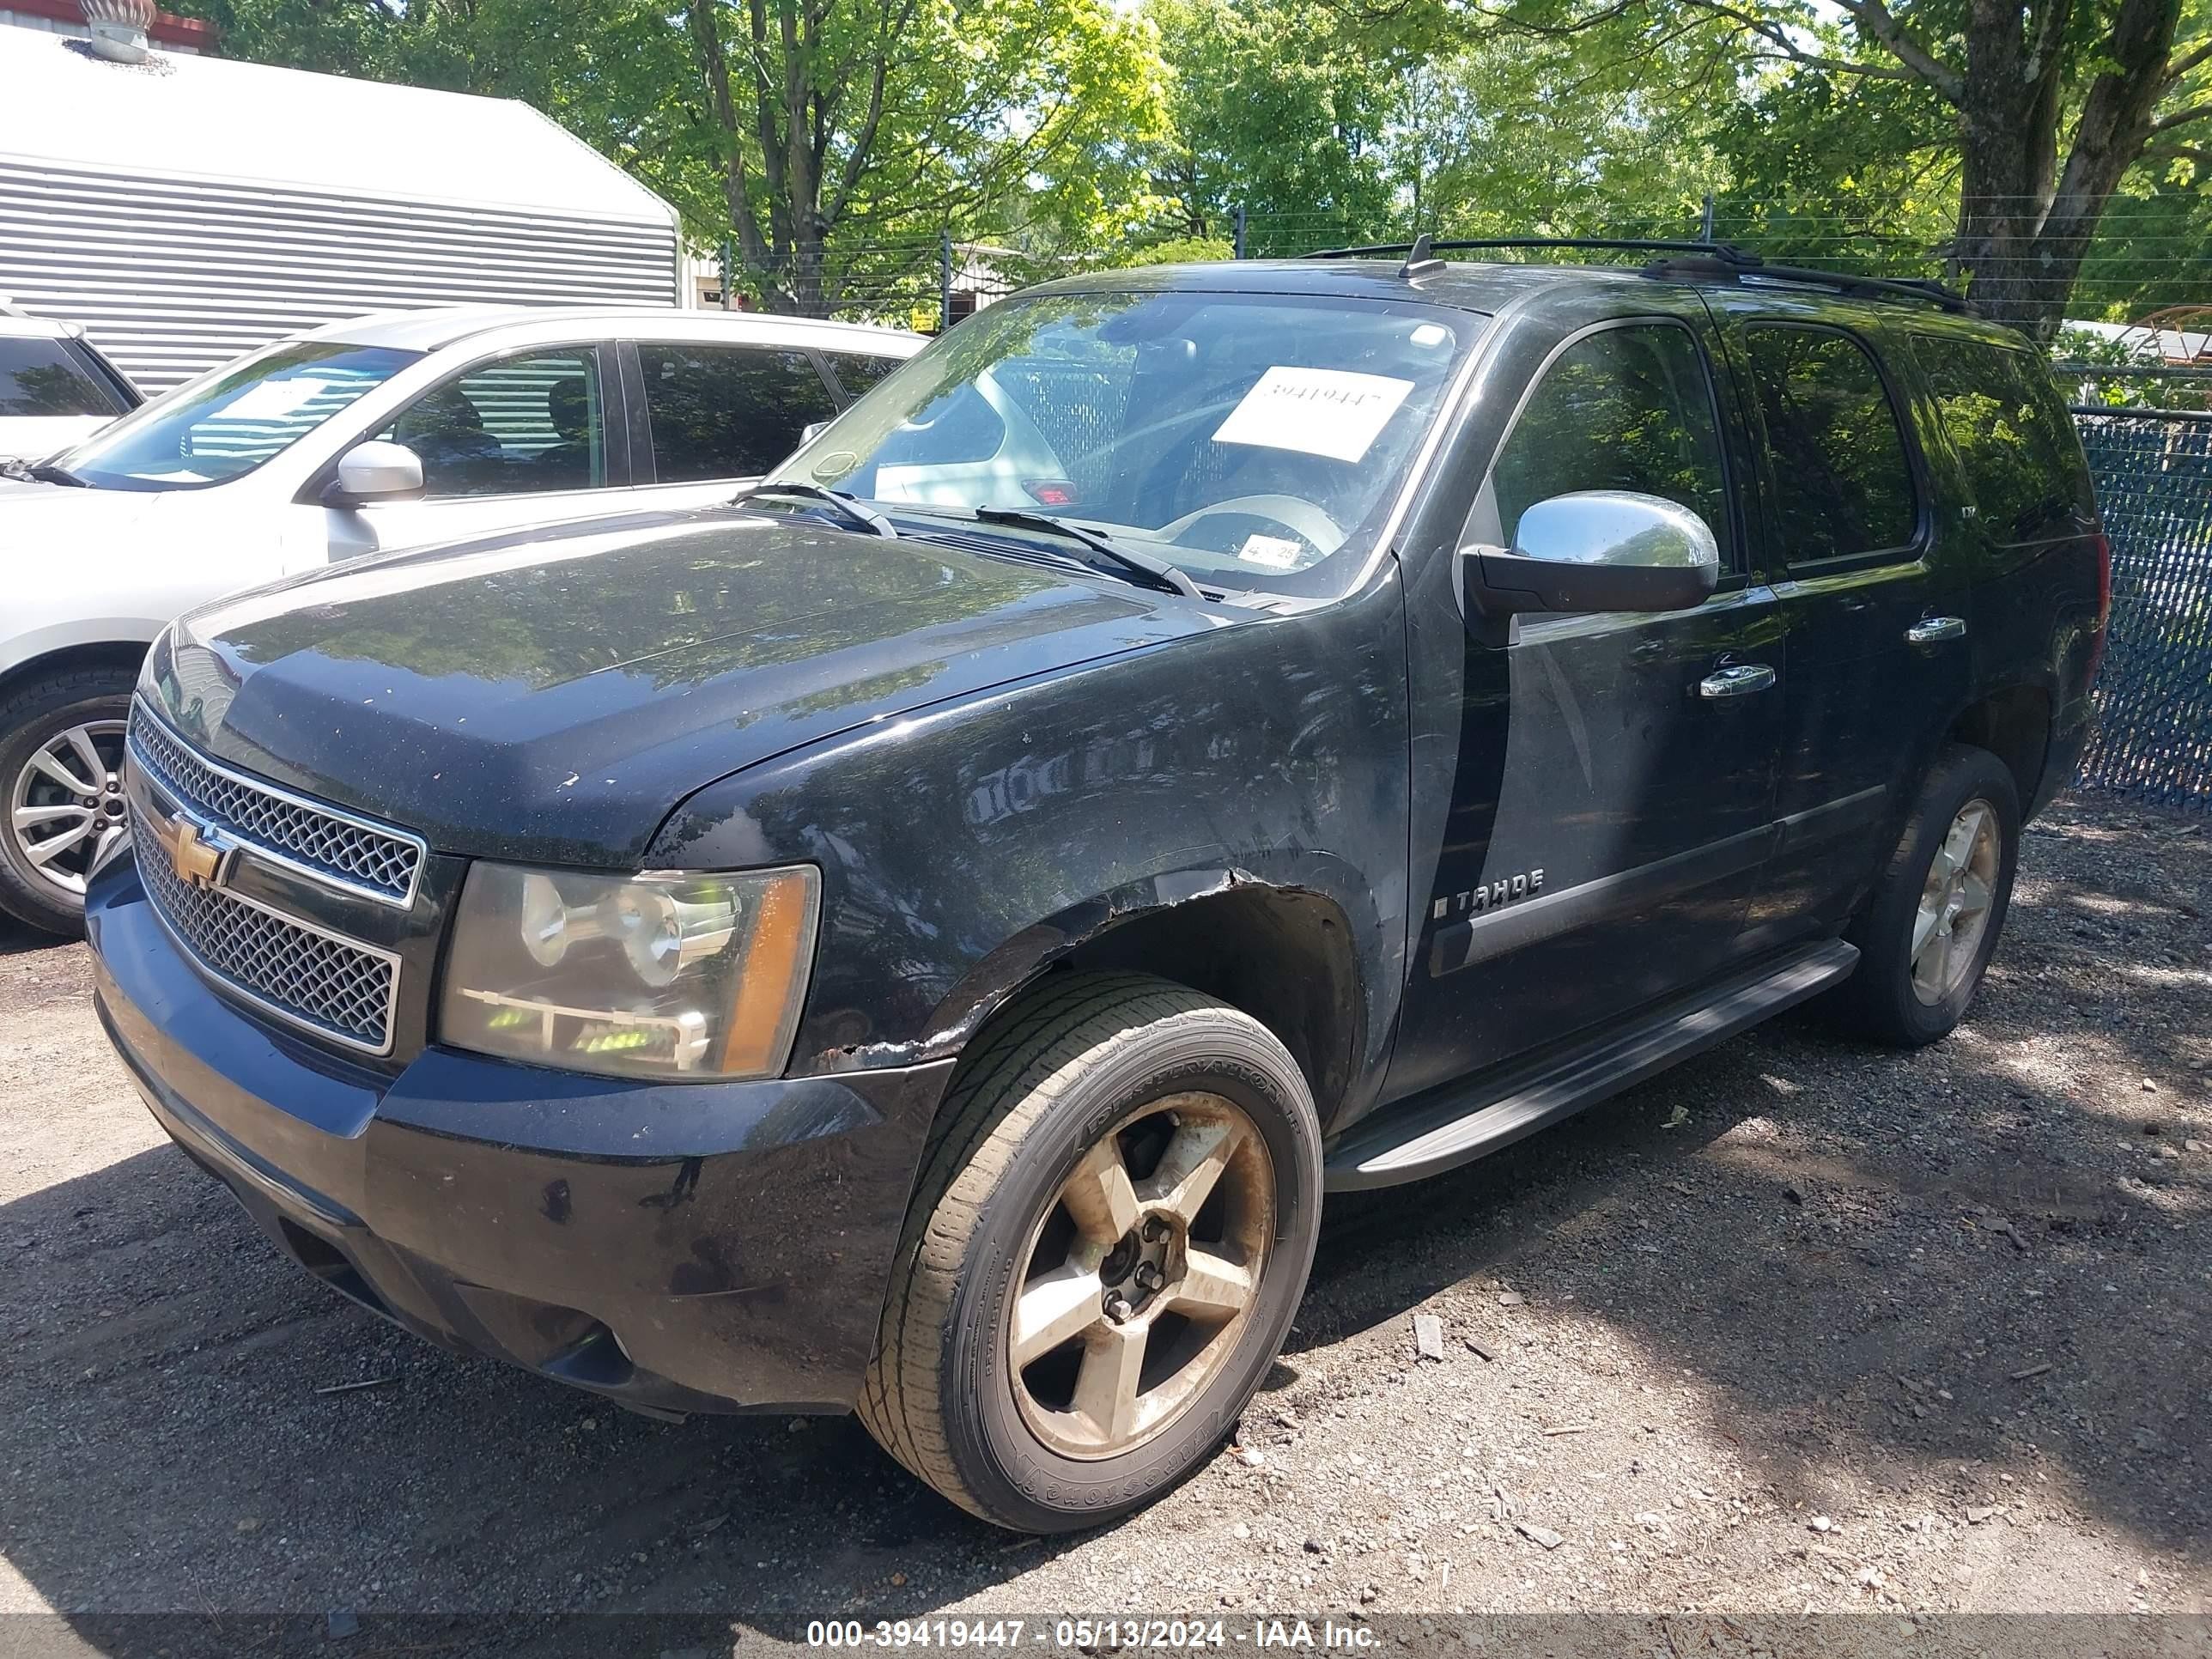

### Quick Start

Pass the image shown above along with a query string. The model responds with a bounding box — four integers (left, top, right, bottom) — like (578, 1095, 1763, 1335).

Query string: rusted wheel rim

(1911, 797, 2000, 1005)
(1006, 1091, 1274, 1461)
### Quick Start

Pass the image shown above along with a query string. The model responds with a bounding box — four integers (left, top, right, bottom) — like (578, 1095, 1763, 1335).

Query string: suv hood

(148, 509, 1223, 866)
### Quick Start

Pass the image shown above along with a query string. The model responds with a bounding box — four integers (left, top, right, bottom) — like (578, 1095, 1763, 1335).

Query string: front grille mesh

(129, 705, 421, 902)
(130, 799, 397, 1052)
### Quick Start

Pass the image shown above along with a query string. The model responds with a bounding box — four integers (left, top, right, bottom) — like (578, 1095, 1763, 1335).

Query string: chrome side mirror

(324, 440, 424, 507)
(1462, 490, 1719, 626)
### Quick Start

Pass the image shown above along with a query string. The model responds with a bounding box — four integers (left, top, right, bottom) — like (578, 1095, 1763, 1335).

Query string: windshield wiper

(732, 481, 896, 538)
(6, 460, 88, 487)
(971, 507, 1202, 599)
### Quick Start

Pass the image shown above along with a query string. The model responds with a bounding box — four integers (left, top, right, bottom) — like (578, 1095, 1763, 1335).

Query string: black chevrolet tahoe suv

(87, 245, 2106, 1533)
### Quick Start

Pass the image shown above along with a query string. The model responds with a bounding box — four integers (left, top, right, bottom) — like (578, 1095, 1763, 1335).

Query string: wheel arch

(924, 871, 1370, 1132)
(0, 632, 157, 706)
(1945, 681, 2051, 818)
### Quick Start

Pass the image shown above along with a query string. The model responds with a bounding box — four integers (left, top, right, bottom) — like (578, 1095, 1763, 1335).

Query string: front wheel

(0, 666, 137, 936)
(1835, 744, 2021, 1047)
(858, 973, 1322, 1532)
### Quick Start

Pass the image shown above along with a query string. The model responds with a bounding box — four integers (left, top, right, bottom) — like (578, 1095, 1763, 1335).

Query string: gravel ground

(1, 793, 2207, 1633)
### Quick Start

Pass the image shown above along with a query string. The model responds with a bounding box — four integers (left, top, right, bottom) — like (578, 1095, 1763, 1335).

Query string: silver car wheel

(8, 718, 128, 900)
(1909, 796, 1999, 1005)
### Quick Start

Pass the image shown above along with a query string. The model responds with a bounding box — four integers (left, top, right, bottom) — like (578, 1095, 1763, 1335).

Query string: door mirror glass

(326, 439, 423, 506)
(1463, 489, 1718, 622)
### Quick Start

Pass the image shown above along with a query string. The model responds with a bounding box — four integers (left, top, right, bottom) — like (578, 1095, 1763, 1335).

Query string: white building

(0, 15, 691, 392)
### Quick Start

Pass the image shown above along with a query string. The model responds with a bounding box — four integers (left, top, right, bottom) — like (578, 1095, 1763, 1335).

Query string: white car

(0, 312, 142, 464)
(0, 303, 922, 933)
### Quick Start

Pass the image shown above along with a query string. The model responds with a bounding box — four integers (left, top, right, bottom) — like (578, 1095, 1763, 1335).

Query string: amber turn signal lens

(719, 866, 820, 1077)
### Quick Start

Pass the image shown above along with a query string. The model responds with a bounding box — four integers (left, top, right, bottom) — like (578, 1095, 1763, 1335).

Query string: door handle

(1698, 663, 1777, 699)
(1905, 616, 1966, 644)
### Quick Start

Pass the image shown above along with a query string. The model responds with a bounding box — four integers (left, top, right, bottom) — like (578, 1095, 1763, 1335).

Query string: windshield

(58, 340, 420, 491)
(770, 290, 1476, 594)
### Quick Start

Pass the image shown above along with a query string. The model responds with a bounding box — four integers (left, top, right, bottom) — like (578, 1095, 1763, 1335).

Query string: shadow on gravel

(0, 1142, 1051, 1627)
(1, 804, 2203, 1633)
(0, 915, 58, 957)
(1279, 806, 2209, 1576)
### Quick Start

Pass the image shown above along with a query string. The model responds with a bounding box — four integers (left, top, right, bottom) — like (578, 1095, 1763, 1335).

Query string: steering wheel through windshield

(1158, 493, 1348, 556)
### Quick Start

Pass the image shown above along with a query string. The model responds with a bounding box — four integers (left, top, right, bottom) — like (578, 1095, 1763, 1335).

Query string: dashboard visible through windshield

(772, 289, 1480, 596)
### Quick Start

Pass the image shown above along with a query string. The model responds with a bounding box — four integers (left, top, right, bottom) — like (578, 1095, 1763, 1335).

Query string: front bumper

(88, 860, 951, 1417)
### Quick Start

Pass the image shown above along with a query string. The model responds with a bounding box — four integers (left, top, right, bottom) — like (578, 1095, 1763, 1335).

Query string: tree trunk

(1951, 0, 2182, 341)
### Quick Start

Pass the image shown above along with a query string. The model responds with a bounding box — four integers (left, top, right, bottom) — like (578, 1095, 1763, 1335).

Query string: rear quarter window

(0, 337, 126, 418)
(1911, 336, 2088, 543)
(828, 352, 908, 398)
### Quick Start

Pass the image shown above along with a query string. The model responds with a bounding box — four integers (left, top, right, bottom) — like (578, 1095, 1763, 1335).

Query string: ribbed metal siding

(0, 158, 680, 392)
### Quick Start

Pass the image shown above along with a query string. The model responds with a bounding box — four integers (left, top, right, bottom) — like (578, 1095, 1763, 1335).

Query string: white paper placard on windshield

(1212, 367, 1414, 464)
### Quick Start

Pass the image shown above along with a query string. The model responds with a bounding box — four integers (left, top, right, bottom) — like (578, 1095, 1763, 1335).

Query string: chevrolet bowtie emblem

(156, 811, 228, 889)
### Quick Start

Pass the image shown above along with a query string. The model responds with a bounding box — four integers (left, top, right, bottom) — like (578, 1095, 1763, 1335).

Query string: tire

(858, 972, 1322, 1533)
(0, 665, 137, 937)
(1833, 744, 2021, 1048)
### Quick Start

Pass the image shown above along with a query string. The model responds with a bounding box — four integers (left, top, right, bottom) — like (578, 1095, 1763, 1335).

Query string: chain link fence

(2073, 405, 2212, 810)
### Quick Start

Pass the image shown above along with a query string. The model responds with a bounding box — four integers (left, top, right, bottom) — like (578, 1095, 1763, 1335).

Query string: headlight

(440, 863, 819, 1081)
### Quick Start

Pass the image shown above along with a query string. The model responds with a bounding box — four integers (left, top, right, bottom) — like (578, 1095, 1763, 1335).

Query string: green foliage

(1114, 236, 1234, 267)
(172, 0, 1166, 315)
(165, 0, 2212, 330)
(1140, 0, 1406, 254)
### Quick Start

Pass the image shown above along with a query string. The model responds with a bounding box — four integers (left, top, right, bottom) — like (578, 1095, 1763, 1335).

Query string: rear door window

(0, 336, 127, 417)
(1913, 337, 2085, 542)
(380, 349, 610, 498)
(639, 343, 839, 482)
(1742, 325, 1918, 563)
(1486, 320, 1734, 565)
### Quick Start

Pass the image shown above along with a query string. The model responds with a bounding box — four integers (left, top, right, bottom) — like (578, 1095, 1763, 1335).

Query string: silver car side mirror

(1462, 489, 1719, 628)
(799, 420, 830, 445)
(325, 440, 425, 507)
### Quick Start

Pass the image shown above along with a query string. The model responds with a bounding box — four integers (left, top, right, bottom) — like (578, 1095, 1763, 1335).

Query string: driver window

(378, 349, 608, 499)
(1484, 323, 1731, 565)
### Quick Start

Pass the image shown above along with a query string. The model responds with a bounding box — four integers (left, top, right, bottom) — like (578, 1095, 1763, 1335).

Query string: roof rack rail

(1305, 236, 1974, 315)
(1307, 236, 1765, 266)
(1698, 258, 1970, 314)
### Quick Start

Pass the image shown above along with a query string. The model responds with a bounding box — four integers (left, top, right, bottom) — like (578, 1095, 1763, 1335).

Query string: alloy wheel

(1910, 796, 1999, 1005)
(1007, 1091, 1275, 1460)
(8, 718, 129, 900)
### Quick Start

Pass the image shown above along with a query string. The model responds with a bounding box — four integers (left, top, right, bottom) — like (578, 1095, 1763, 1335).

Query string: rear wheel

(858, 973, 1321, 1532)
(0, 667, 136, 936)
(1835, 744, 2020, 1047)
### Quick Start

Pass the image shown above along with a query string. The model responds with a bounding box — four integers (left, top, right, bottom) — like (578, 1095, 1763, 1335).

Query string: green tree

(1455, 0, 2212, 338)
(173, 0, 1168, 319)
(680, 0, 1164, 313)
(1142, 0, 1410, 254)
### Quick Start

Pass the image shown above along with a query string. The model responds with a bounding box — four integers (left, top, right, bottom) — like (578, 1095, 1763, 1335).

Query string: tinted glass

(769, 291, 1472, 593)
(0, 337, 124, 417)
(1489, 323, 1730, 559)
(59, 341, 419, 491)
(641, 343, 837, 482)
(1744, 325, 1917, 561)
(380, 349, 607, 497)
(829, 352, 908, 397)
(1915, 337, 2084, 541)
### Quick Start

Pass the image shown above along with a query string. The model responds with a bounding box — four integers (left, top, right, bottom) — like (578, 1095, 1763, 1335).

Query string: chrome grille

(130, 798, 398, 1054)
(128, 702, 423, 904)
